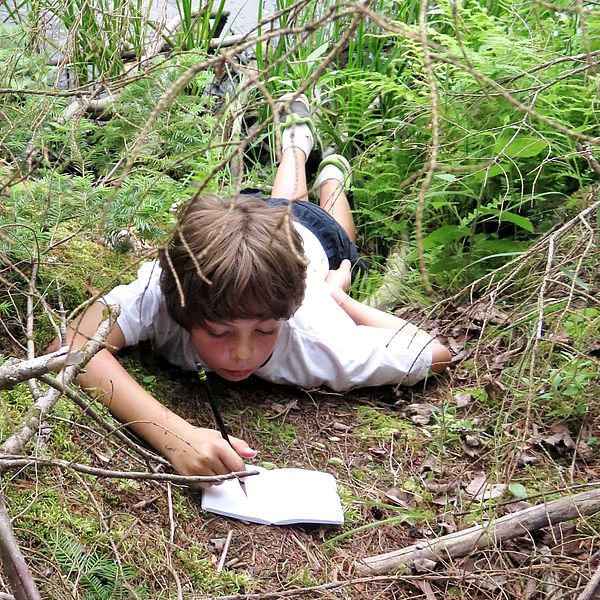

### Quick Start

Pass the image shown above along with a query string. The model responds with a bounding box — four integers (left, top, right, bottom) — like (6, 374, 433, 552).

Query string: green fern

(52, 533, 147, 600)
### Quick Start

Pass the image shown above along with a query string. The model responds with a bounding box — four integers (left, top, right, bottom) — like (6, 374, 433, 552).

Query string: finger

(229, 436, 258, 459)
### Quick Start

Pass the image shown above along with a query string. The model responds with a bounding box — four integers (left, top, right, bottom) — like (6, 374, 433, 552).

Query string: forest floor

(5, 297, 598, 599)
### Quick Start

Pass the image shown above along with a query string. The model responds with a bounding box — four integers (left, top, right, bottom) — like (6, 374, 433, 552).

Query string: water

(0, 0, 277, 37)
(156, 0, 277, 36)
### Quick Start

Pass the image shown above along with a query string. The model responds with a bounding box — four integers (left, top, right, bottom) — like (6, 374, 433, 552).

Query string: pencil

(196, 363, 248, 496)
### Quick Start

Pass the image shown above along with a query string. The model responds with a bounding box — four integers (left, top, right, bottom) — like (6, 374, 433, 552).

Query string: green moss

(354, 405, 414, 438)
(247, 408, 298, 446)
(10, 483, 103, 543)
(175, 544, 253, 594)
(41, 227, 135, 309)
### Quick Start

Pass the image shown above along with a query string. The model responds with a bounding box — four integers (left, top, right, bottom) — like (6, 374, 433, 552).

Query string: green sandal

(313, 153, 352, 190)
(277, 93, 316, 139)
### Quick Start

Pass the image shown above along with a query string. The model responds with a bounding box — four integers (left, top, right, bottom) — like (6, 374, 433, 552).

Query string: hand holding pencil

(196, 363, 250, 496)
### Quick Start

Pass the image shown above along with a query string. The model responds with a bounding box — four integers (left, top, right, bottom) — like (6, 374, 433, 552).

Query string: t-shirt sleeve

(102, 261, 163, 347)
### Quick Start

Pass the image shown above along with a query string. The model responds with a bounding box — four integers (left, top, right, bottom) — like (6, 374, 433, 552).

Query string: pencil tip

(239, 480, 248, 497)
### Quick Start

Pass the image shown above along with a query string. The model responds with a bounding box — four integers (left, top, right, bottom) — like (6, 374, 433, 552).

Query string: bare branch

(0, 348, 84, 390)
(0, 306, 118, 456)
(0, 455, 258, 486)
(0, 496, 41, 600)
(356, 488, 600, 575)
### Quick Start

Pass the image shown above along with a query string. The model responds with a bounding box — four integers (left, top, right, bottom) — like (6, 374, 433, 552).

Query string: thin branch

(37, 373, 170, 468)
(0, 348, 84, 390)
(0, 454, 258, 486)
(356, 488, 600, 575)
(0, 306, 118, 456)
(0, 495, 41, 600)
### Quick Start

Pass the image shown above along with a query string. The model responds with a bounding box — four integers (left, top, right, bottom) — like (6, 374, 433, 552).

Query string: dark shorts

(264, 197, 367, 280)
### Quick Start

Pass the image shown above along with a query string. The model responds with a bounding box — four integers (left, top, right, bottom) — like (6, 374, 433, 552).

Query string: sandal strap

(314, 154, 352, 188)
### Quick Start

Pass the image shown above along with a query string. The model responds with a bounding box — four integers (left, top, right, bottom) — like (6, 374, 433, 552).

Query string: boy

(65, 94, 451, 481)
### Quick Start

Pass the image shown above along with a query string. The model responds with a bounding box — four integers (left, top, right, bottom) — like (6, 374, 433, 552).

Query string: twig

(0, 348, 84, 390)
(356, 488, 600, 575)
(25, 258, 40, 401)
(577, 561, 600, 600)
(0, 495, 41, 600)
(37, 373, 170, 467)
(415, 0, 439, 295)
(216, 530, 234, 574)
(0, 306, 118, 456)
(0, 455, 258, 486)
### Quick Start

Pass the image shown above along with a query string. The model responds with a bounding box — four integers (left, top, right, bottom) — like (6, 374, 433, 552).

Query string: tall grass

(175, 0, 227, 52)
(7, 0, 227, 85)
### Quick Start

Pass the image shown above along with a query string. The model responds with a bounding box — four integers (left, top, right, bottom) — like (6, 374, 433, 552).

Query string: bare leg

(271, 147, 309, 201)
(319, 179, 356, 242)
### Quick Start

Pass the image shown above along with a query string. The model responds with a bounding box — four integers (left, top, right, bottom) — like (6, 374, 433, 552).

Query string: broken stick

(355, 488, 600, 575)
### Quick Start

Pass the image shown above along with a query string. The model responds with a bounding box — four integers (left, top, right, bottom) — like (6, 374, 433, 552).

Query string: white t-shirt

(103, 223, 432, 390)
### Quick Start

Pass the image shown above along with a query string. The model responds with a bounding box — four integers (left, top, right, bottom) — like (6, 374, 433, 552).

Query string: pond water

(156, 0, 277, 36)
(0, 0, 277, 37)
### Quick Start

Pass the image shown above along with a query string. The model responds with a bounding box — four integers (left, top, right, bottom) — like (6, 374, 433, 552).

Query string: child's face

(190, 319, 281, 381)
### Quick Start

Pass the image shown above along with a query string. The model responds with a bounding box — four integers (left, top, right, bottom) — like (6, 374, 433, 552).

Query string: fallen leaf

(91, 448, 112, 464)
(543, 332, 573, 345)
(508, 482, 528, 499)
(332, 421, 353, 432)
(503, 500, 533, 513)
(384, 487, 415, 509)
(469, 301, 509, 326)
(412, 558, 437, 572)
(544, 424, 575, 449)
(461, 440, 480, 458)
(209, 538, 226, 553)
(576, 440, 595, 461)
(454, 393, 472, 408)
(420, 456, 444, 474)
(516, 452, 540, 466)
(405, 403, 435, 425)
(438, 513, 457, 534)
(465, 473, 507, 501)
(422, 479, 460, 494)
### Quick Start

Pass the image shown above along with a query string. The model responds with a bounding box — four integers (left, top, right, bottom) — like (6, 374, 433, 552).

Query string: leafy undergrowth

(3, 289, 599, 599)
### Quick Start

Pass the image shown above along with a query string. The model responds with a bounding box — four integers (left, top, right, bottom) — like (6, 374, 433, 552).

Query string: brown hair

(159, 195, 307, 329)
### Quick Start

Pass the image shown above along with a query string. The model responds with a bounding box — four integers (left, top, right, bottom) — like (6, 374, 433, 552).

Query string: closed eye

(207, 330, 230, 338)
(256, 329, 276, 336)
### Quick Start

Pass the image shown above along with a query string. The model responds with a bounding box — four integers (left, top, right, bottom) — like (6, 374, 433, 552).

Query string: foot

(313, 154, 352, 191)
(277, 93, 315, 160)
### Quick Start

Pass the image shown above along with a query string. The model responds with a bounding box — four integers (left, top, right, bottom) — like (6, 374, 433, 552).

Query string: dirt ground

(3, 306, 599, 599)
(99, 338, 600, 599)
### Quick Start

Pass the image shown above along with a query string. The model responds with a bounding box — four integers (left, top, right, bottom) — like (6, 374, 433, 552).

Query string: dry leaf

(384, 487, 415, 509)
(465, 473, 507, 501)
(454, 393, 472, 408)
(517, 452, 539, 466)
(544, 424, 576, 449)
(405, 403, 434, 425)
(423, 479, 459, 494)
(332, 421, 352, 432)
(438, 513, 457, 534)
(412, 557, 437, 572)
(420, 456, 444, 474)
(91, 448, 112, 464)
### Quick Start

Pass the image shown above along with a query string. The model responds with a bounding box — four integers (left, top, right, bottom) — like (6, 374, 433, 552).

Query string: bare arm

(326, 260, 451, 373)
(57, 302, 256, 479)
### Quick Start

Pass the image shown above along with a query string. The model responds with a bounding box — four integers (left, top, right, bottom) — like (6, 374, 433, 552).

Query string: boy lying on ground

(60, 94, 451, 481)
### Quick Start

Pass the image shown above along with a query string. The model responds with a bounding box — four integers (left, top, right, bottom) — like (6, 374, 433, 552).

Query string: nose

(232, 335, 252, 362)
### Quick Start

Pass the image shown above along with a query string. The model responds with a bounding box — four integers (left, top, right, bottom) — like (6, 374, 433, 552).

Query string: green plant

(52, 533, 148, 599)
(537, 352, 597, 423)
(172, 0, 227, 52)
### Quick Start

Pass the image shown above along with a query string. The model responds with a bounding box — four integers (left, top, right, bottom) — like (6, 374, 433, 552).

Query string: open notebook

(201, 466, 344, 526)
